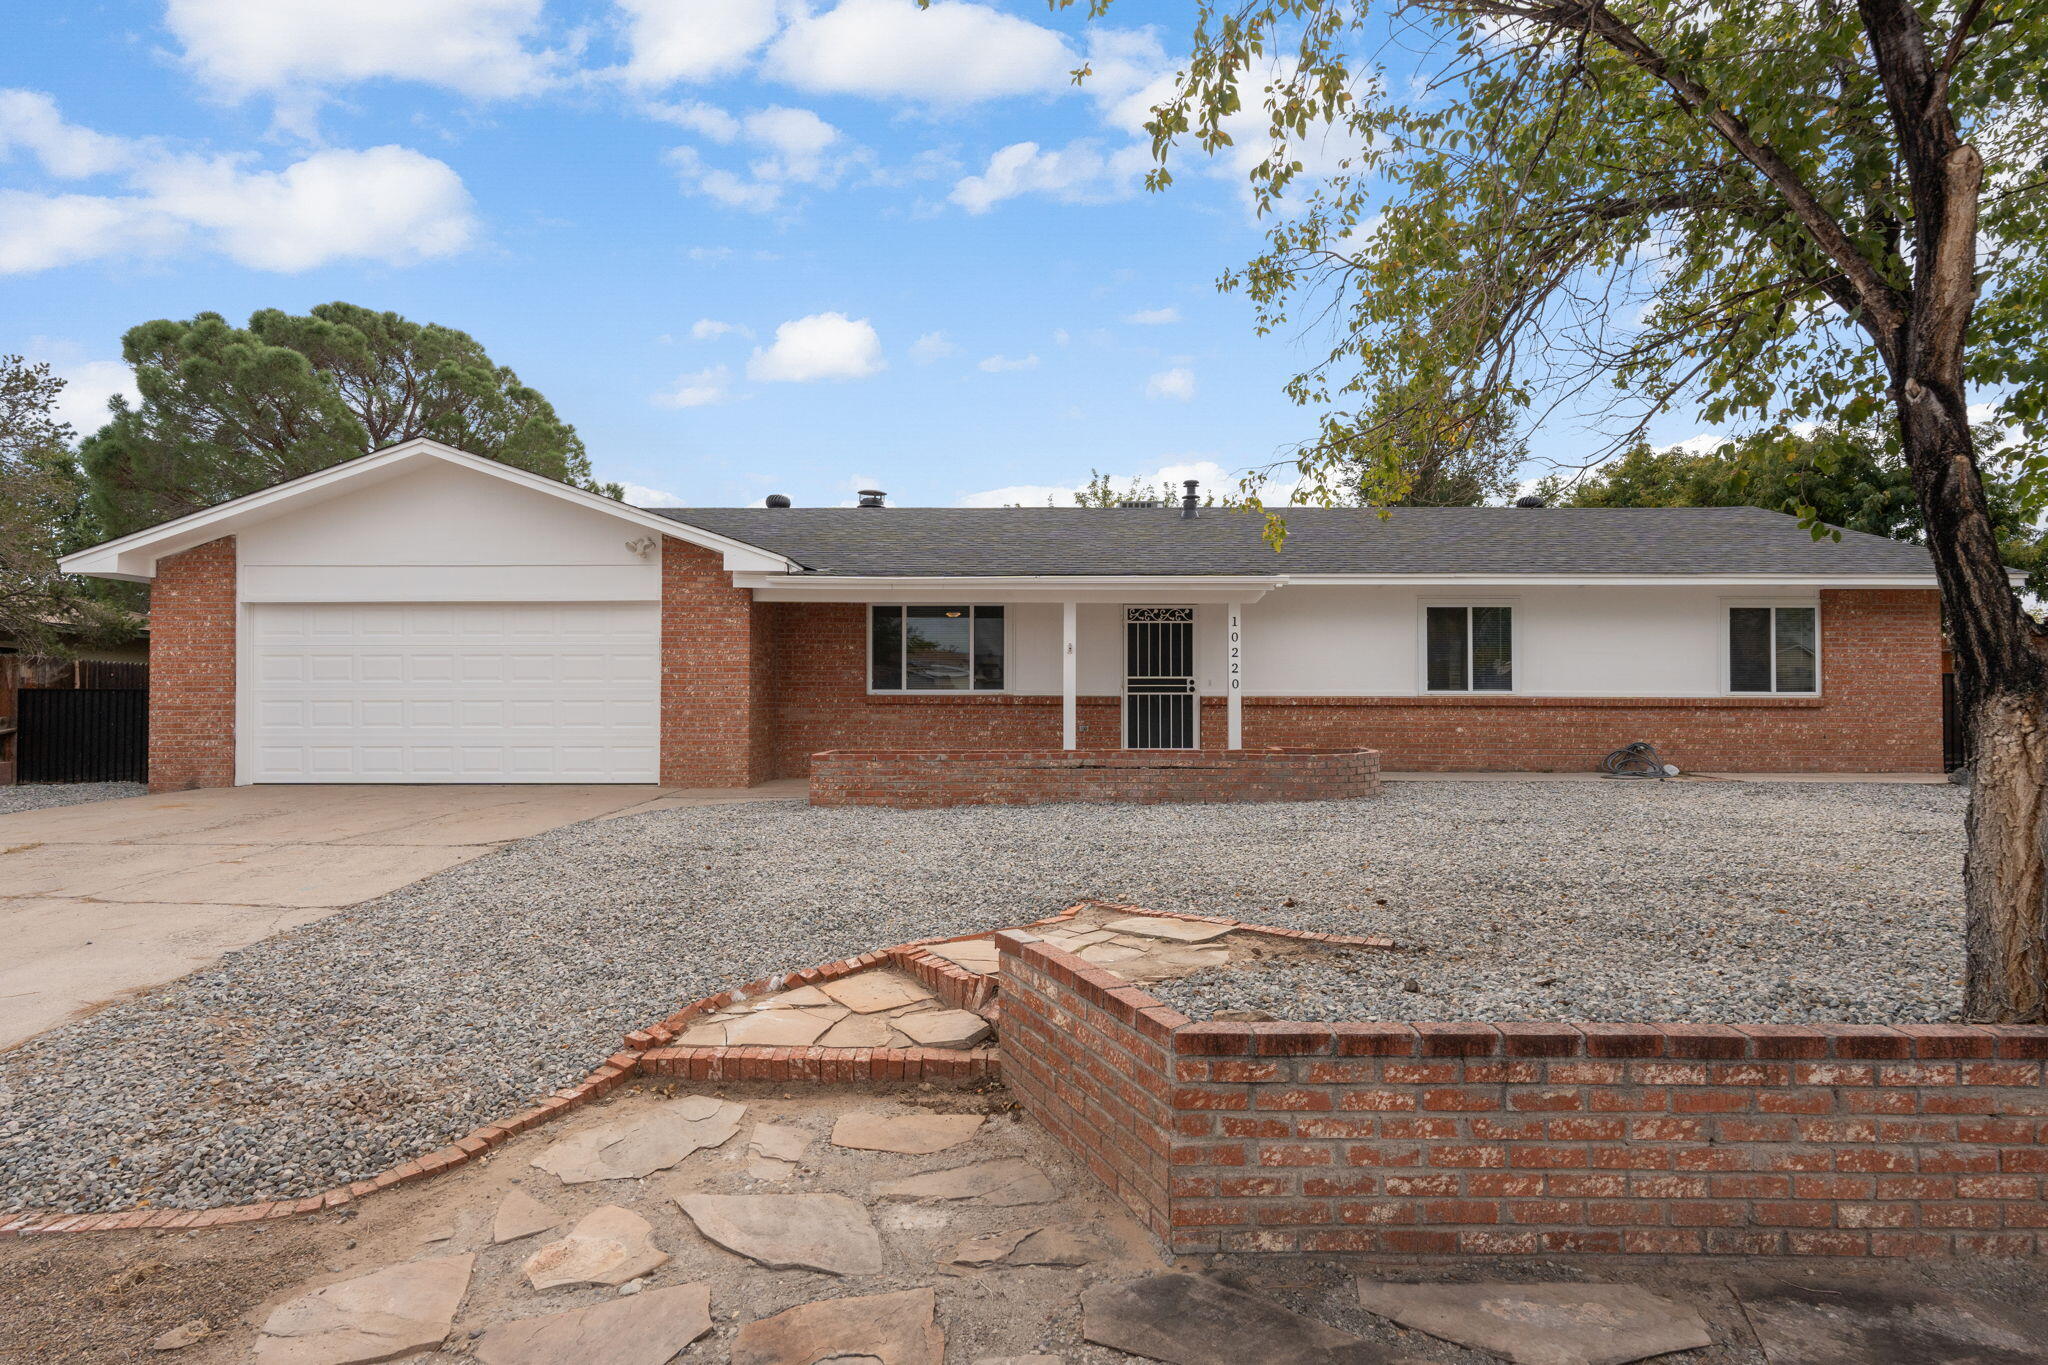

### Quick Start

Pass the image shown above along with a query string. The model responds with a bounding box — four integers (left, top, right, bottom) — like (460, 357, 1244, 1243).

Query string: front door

(1124, 606, 1197, 749)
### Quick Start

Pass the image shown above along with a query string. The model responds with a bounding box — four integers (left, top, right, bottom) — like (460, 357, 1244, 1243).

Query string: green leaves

(78, 304, 606, 538)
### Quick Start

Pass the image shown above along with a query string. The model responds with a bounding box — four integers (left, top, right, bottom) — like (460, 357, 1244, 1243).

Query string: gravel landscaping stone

(0, 781, 1964, 1214)
(0, 781, 142, 816)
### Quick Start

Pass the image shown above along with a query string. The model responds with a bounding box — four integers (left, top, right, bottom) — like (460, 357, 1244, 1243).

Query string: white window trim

(1721, 597, 1822, 696)
(1417, 598, 1518, 694)
(865, 604, 1011, 695)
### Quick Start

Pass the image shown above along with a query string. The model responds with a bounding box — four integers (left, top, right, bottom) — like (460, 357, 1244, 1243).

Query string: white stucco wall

(236, 462, 661, 603)
(1239, 584, 1820, 697)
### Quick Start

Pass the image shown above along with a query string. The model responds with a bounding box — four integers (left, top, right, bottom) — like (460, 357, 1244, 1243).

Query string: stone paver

(522, 1206, 668, 1290)
(949, 1224, 1104, 1269)
(732, 1286, 945, 1365)
(749, 1123, 810, 1163)
(474, 1282, 713, 1365)
(252, 1253, 474, 1365)
(926, 939, 1002, 973)
(491, 1189, 564, 1244)
(673, 1192, 884, 1275)
(1104, 915, 1236, 944)
(530, 1095, 744, 1183)
(818, 971, 936, 1014)
(1082, 1273, 1403, 1365)
(1355, 1281, 1712, 1365)
(817, 1013, 897, 1048)
(875, 1158, 1059, 1206)
(1731, 1278, 2048, 1365)
(720, 1010, 836, 1047)
(832, 1110, 985, 1155)
(891, 1008, 994, 1049)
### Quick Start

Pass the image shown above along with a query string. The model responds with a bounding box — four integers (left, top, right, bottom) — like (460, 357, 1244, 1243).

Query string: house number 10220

(1228, 612, 1241, 691)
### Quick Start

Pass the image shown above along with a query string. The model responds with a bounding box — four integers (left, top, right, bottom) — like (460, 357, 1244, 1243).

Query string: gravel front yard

(0, 780, 1962, 1214)
(0, 782, 144, 816)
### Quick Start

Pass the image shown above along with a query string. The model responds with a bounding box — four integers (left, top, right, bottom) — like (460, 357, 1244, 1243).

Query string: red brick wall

(995, 932, 2048, 1258)
(758, 591, 1941, 775)
(1001, 936, 1178, 1242)
(147, 536, 237, 792)
(810, 747, 1380, 808)
(661, 536, 773, 786)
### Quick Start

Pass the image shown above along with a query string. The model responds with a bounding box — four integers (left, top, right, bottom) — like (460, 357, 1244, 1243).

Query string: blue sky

(3, 0, 1711, 509)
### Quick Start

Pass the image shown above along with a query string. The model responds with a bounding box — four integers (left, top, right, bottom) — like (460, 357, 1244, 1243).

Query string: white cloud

(978, 353, 1039, 372)
(949, 139, 1150, 214)
(766, 0, 1074, 103)
(690, 318, 748, 340)
(644, 99, 741, 141)
(958, 458, 1248, 508)
(1052, 327, 1071, 346)
(615, 0, 781, 86)
(1145, 366, 1196, 401)
(652, 364, 732, 407)
(666, 105, 852, 212)
(909, 330, 956, 363)
(619, 481, 684, 505)
(747, 312, 885, 382)
(48, 358, 138, 436)
(0, 134, 477, 276)
(166, 0, 556, 103)
(134, 146, 478, 272)
(1124, 307, 1179, 325)
(0, 90, 134, 177)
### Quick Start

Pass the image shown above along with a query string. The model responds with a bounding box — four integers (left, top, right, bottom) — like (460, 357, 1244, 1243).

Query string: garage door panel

(249, 602, 660, 783)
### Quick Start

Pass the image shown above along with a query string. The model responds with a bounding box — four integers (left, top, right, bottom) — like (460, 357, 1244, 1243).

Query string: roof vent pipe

(1181, 479, 1201, 519)
(1514, 494, 1547, 508)
(765, 494, 792, 508)
(857, 489, 887, 508)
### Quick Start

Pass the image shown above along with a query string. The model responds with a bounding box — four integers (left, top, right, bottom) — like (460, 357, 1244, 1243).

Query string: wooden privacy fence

(1, 658, 149, 785)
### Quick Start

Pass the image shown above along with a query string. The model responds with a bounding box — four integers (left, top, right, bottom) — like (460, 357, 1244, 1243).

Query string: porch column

(1062, 600, 1079, 749)
(1227, 601, 1244, 749)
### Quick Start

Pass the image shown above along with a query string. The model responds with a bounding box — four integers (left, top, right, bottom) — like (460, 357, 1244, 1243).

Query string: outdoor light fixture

(944, 610, 963, 617)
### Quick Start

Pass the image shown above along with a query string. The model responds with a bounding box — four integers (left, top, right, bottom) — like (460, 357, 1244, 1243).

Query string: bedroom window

(1729, 605, 1817, 693)
(870, 606, 1005, 691)
(1425, 605, 1513, 692)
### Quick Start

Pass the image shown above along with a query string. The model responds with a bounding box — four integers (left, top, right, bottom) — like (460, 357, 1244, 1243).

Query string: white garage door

(248, 603, 660, 783)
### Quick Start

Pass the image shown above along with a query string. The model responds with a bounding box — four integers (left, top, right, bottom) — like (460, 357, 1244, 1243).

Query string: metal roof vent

(1180, 479, 1201, 520)
(1514, 494, 1547, 508)
(764, 494, 791, 508)
(857, 489, 887, 508)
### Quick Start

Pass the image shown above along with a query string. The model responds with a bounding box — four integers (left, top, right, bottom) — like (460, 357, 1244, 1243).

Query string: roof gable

(59, 439, 795, 581)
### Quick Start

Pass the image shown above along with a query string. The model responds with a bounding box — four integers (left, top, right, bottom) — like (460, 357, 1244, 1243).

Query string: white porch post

(1226, 601, 1244, 749)
(1061, 600, 1079, 749)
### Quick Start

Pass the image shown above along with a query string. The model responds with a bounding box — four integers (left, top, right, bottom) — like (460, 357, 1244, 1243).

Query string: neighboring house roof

(649, 505, 1940, 579)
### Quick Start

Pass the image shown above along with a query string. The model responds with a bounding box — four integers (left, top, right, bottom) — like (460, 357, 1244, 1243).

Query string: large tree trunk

(1894, 375, 2048, 1023)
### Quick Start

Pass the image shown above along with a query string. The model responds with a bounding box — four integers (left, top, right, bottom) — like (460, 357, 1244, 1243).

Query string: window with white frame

(1728, 605, 1817, 693)
(1424, 604, 1513, 692)
(869, 606, 1005, 691)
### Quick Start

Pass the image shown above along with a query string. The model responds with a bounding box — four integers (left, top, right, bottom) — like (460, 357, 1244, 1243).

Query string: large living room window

(870, 606, 1005, 691)
(1425, 604, 1512, 692)
(1729, 605, 1818, 693)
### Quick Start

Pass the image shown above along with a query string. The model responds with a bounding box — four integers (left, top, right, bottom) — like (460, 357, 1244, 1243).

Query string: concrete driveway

(0, 781, 801, 1050)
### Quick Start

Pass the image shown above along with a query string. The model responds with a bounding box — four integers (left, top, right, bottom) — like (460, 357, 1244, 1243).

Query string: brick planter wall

(809, 747, 1381, 809)
(147, 536, 237, 792)
(994, 932, 2048, 1258)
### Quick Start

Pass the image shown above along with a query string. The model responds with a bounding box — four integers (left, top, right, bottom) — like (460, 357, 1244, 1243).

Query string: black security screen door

(1124, 606, 1197, 749)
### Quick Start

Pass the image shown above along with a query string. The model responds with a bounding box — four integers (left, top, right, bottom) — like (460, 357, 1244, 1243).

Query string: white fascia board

(735, 574, 1282, 604)
(1275, 573, 1947, 589)
(58, 437, 797, 581)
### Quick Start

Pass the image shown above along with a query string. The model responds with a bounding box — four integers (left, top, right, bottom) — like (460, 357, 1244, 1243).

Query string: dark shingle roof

(647, 505, 1937, 578)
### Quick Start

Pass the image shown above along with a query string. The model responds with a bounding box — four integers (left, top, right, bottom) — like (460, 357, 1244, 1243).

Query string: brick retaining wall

(809, 747, 1381, 808)
(994, 931, 2048, 1257)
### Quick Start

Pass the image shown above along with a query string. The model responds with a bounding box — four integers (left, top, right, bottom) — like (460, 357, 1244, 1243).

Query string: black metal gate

(1124, 606, 1197, 748)
(1942, 673, 1969, 771)
(15, 688, 147, 783)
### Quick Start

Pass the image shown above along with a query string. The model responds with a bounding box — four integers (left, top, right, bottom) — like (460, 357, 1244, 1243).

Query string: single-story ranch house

(60, 438, 1952, 791)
